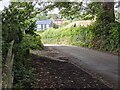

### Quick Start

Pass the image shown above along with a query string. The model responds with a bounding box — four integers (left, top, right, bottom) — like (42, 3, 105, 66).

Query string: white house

(36, 20, 53, 30)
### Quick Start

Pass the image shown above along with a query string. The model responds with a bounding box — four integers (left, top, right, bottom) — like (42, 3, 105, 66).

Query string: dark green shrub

(92, 21, 120, 53)
(41, 21, 119, 54)
(13, 34, 44, 88)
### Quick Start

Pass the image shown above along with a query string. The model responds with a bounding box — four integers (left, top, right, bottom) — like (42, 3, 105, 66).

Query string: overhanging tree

(2, 2, 39, 88)
(97, 1, 115, 23)
(38, 0, 116, 22)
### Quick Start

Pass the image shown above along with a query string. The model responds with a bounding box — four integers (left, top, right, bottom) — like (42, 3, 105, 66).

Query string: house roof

(36, 20, 52, 25)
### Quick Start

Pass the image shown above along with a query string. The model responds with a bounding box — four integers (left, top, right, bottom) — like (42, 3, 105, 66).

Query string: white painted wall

(37, 24, 51, 30)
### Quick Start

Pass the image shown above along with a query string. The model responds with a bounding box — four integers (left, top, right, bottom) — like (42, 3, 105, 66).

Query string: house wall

(36, 20, 53, 30)
(65, 20, 94, 28)
(53, 19, 65, 25)
(37, 24, 52, 30)
(37, 25, 41, 30)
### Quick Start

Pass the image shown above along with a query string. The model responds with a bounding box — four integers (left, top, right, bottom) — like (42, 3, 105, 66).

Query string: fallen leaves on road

(30, 53, 110, 89)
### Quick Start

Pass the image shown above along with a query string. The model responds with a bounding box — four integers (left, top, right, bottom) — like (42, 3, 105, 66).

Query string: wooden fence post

(2, 40, 14, 89)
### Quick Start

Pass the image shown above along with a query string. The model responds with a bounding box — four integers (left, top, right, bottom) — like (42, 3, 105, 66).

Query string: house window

(44, 24, 46, 29)
(41, 24, 43, 30)
(37, 25, 41, 29)
(49, 24, 51, 27)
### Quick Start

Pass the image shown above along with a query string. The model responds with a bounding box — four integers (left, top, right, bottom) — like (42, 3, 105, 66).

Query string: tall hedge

(2, 2, 43, 89)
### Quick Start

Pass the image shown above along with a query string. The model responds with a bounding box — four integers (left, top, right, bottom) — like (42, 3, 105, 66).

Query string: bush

(92, 21, 120, 53)
(41, 21, 119, 54)
(41, 26, 94, 47)
(21, 35, 44, 50)
(13, 34, 44, 88)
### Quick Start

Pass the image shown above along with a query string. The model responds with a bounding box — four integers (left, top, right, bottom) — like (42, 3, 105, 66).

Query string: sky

(48, 8, 59, 14)
(0, 0, 10, 11)
(0, 0, 119, 12)
(0, 0, 59, 14)
(34, 2, 59, 14)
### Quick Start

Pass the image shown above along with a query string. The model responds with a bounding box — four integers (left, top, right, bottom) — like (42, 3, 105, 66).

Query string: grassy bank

(40, 22, 119, 54)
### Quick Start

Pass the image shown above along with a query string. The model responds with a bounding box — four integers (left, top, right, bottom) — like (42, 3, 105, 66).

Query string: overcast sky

(0, 0, 119, 12)
(0, 0, 10, 11)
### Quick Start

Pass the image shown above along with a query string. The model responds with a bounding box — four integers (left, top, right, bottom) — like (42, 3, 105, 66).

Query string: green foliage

(41, 26, 94, 46)
(13, 34, 43, 88)
(21, 35, 44, 50)
(41, 22, 119, 54)
(92, 22, 120, 53)
(13, 49, 33, 88)
(53, 23, 59, 29)
(86, 2, 103, 20)
(13, 47, 31, 89)
(39, 2, 83, 20)
(12, 35, 43, 88)
(115, 12, 120, 22)
(39, 2, 115, 21)
(24, 20, 37, 35)
(13, 64, 33, 88)
(2, 2, 44, 88)
(36, 12, 50, 20)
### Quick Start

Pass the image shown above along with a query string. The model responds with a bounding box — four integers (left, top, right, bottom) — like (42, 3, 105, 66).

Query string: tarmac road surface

(44, 44, 119, 88)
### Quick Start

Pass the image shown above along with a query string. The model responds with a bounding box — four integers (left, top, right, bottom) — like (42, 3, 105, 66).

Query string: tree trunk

(98, 0, 115, 23)
(2, 40, 14, 89)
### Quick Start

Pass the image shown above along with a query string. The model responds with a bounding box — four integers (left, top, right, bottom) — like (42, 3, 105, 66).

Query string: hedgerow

(41, 22, 119, 54)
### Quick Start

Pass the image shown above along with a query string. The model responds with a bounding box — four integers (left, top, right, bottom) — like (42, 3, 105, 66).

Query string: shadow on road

(29, 53, 112, 89)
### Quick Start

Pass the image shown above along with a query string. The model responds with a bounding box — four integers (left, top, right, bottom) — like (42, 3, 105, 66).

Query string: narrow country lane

(30, 47, 110, 89)
(44, 44, 119, 88)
